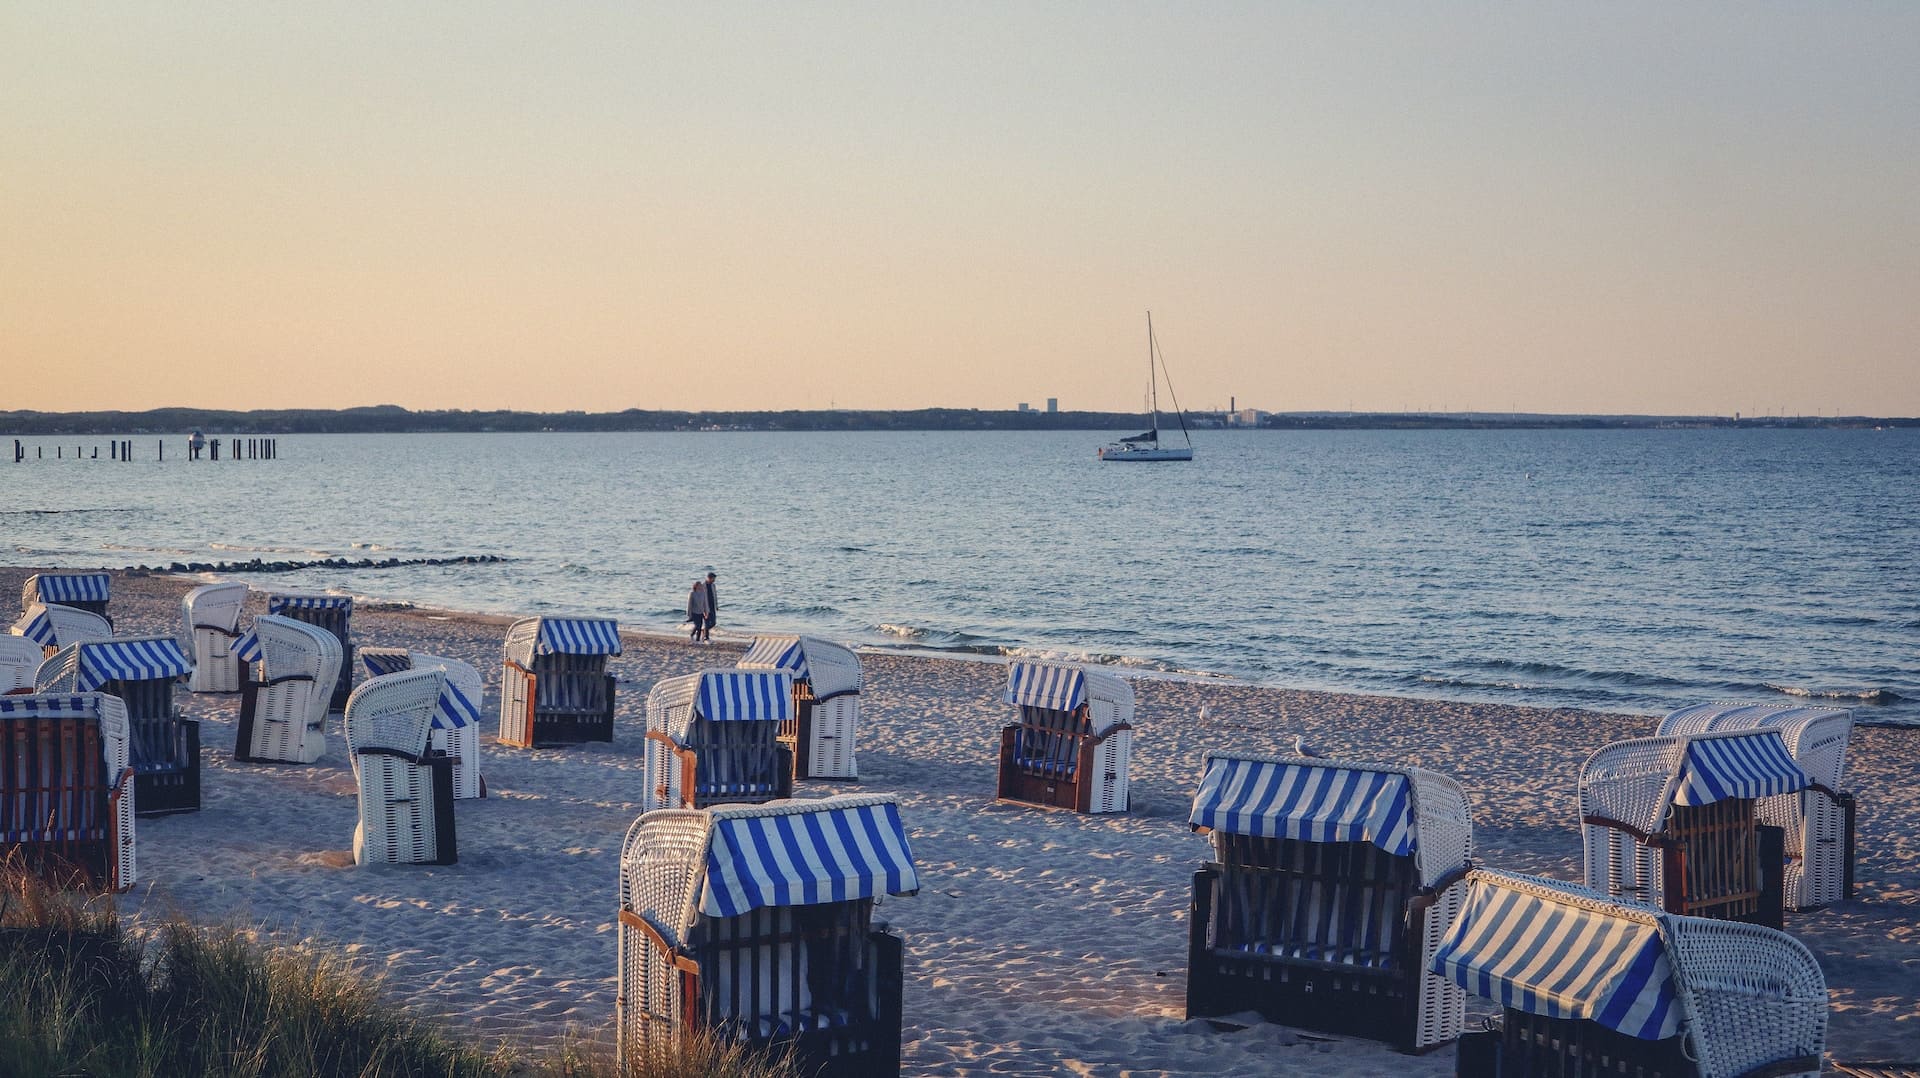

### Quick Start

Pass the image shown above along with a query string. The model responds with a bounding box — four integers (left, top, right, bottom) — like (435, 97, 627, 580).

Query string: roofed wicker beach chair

(266, 592, 355, 711)
(1186, 751, 1474, 1052)
(643, 670, 794, 811)
(499, 616, 621, 747)
(1434, 869, 1826, 1078)
(181, 581, 249, 693)
(36, 636, 199, 816)
(232, 615, 342, 764)
(0, 692, 136, 891)
(345, 669, 457, 866)
(1658, 703, 1855, 911)
(21, 572, 111, 621)
(11, 603, 113, 657)
(0, 635, 43, 694)
(996, 660, 1134, 814)
(738, 634, 863, 780)
(1581, 728, 1811, 929)
(616, 794, 918, 1077)
(361, 647, 485, 799)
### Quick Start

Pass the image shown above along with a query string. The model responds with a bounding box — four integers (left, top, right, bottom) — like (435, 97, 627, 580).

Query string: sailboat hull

(1099, 444, 1193, 462)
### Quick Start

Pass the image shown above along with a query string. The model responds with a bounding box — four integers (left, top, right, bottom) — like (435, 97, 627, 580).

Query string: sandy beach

(11, 566, 1917, 1075)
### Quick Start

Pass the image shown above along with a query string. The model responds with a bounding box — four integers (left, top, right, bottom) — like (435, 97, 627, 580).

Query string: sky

(3, 5, 1917, 416)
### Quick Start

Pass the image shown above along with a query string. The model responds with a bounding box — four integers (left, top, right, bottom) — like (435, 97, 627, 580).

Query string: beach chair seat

(1658, 703, 1855, 911)
(1581, 729, 1810, 928)
(266, 593, 355, 711)
(182, 581, 249, 693)
(22, 573, 111, 622)
(644, 670, 793, 810)
(617, 794, 918, 1076)
(498, 616, 620, 747)
(0, 692, 136, 891)
(11, 603, 113, 657)
(0, 635, 44, 694)
(1435, 869, 1826, 1078)
(1187, 752, 1473, 1053)
(346, 669, 457, 866)
(360, 648, 486, 798)
(739, 635, 863, 780)
(233, 615, 342, 764)
(995, 660, 1133, 814)
(36, 636, 199, 816)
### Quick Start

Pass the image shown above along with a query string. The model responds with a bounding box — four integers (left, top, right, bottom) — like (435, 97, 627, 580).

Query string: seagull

(1293, 734, 1319, 758)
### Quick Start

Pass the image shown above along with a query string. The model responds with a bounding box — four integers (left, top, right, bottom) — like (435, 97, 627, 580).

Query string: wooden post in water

(158, 440, 164, 461)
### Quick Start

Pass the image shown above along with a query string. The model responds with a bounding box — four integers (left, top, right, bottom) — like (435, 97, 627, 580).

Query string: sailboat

(1098, 312, 1194, 462)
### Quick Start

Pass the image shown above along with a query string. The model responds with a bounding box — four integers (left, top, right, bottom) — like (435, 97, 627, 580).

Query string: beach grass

(0, 864, 794, 1078)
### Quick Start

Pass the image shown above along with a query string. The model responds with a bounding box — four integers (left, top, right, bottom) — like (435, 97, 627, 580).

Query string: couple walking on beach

(686, 571, 718, 643)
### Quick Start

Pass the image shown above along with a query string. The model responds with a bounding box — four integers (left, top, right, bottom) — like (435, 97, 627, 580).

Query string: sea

(5, 427, 1916, 726)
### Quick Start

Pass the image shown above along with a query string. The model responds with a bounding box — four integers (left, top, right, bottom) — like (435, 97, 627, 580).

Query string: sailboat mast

(1147, 310, 1159, 432)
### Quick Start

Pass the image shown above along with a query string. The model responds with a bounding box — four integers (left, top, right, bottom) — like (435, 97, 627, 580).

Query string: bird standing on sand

(1293, 734, 1319, 758)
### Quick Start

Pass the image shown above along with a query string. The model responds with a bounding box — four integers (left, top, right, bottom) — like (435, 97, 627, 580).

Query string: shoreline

(7, 566, 1918, 1072)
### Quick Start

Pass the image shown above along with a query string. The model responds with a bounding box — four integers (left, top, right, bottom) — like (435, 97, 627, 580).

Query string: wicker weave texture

(245, 615, 341, 763)
(182, 582, 248, 693)
(347, 671, 449, 866)
(0, 635, 41, 692)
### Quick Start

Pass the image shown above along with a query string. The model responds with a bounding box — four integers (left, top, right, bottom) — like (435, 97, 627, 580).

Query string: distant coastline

(4, 404, 1914, 436)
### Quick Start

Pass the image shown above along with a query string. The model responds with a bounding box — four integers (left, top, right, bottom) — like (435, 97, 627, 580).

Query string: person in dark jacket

(700, 572, 718, 642)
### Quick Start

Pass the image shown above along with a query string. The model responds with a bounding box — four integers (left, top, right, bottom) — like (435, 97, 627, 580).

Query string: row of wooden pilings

(10, 438, 280, 462)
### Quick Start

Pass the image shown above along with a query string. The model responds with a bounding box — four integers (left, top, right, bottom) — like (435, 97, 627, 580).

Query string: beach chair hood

(1190, 752, 1473, 886)
(35, 636, 194, 693)
(361, 648, 482, 729)
(23, 572, 110, 610)
(267, 592, 354, 615)
(1658, 702, 1852, 789)
(181, 581, 248, 632)
(1582, 729, 1812, 838)
(646, 669, 795, 742)
(738, 635, 862, 699)
(503, 616, 622, 667)
(11, 604, 112, 649)
(1004, 660, 1133, 733)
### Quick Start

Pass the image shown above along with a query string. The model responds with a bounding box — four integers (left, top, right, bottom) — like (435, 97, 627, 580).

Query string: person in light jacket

(686, 579, 710, 643)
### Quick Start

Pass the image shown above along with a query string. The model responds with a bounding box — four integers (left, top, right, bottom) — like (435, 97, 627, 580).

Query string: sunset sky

(4, 5, 1916, 416)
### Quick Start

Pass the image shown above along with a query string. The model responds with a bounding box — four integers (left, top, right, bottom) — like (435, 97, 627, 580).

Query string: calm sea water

(6, 428, 1917, 725)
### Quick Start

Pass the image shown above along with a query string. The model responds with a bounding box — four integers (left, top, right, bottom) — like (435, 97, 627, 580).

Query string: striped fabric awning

(1190, 754, 1417, 856)
(269, 593, 354, 613)
(359, 648, 412, 678)
(1431, 875, 1681, 1041)
(699, 797, 920, 919)
(1673, 730, 1810, 806)
(10, 607, 56, 647)
(1005, 661, 1086, 711)
(358, 650, 478, 729)
(232, 629, 261, 663)
(739, 636, 806, 676)
(534, 617, 622, 656)
(74, 638, 194, 689)
(696, 670, 795, 722)
(28, 573, 110, 604)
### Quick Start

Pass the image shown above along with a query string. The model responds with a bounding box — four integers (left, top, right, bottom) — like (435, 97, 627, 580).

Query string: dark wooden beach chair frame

(1453, 1009, 1820, 1078)
(621, 897, 905, 1078)
(101, 676, 199, 816)
(996, 703, 1132, 813)
(1187, 834, 1467, 1053)
(501, 652, 616, 747)
(649, 717, 793, 810)
(2, 710, 134, 892)
(1584, 800, 1789, 930)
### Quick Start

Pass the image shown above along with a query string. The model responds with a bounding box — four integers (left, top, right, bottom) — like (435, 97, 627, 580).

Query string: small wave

(209, 542, 335, 557)
(1760, 683, 1905, 706)
(876, 623, 927, 639)
(350, 542, 389, 551)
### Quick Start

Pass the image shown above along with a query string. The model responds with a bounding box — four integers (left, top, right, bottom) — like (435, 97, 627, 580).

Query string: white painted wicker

(15, 603, 113, 656)
(412, 651, 485, 800)
(243, 615, 341, 764)
(738, 635, 863, 780)
(1657, 704, 1854, 911)
(346, 669, 451, 866)
(0, 634, 42, 692)
(182, 581, 249, 692)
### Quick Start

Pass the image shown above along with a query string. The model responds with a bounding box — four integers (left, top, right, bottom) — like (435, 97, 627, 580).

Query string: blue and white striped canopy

(699, 798, 919, 918)
(696, 670, 794, 722)
(1005, 661, 1086, 711)
(28, 573, 110, 604)
(11, 607, 56, 646)
(0, 693, 109, 720)
(1673, 731, 1810, 807)
(1431, 875, 1681, 1041)
(232, 629, 262, 663)
(533, 617, 622, 656)
(739, 636, 807, 676)
(1190, 755, 1417, 856)
(359, 649, 478, 729)
(269, 593, 354, 613)
(359, 648, 412, 678)
(72, 638, 194, 689)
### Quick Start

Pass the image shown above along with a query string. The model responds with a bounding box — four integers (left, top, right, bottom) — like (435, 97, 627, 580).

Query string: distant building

(1017, 403, 1030, 412)
(1232, 408, 1270, 427)
(1046, 398, 1058, 413)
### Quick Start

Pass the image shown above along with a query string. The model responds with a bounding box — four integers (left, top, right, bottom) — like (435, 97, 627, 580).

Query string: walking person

(685, 578, 709, 643)
(700, 571, 718, 642)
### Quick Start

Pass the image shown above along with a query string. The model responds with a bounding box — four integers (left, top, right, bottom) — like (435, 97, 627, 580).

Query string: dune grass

(0, 864, 796, 1078)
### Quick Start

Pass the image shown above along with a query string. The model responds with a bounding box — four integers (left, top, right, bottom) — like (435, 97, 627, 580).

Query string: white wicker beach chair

(1658, 703, 1855, 911)
(346, 669, 457, 866)
(233, 614, 342, 764)
(1434, 869, 1826, 1078)
(644, 670, 794, 811)
(499, 616, 621, 747)
(266, 592, 355, 711)
(1581, 728, 1811, 928)
(738, 635, 863, 780)
(0, 692, 136, 891)
(21, 572, 111, 620)
(1186, 752, 1474, 1052)
(36, 636, 200, 816)
(11, 603, 114, 656)
(360, 647, 485, 799)
(996, 660, 1134, 814)
(0, 634, 44, 693)
(182, 581, 249, 692)
(616, 794, 917, 1076)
